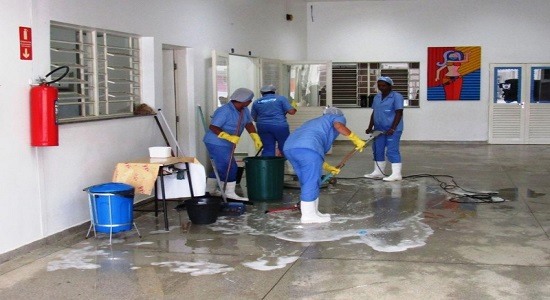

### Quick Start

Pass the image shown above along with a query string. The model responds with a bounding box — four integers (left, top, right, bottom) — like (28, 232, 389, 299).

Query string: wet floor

(0, 142, 549, 299)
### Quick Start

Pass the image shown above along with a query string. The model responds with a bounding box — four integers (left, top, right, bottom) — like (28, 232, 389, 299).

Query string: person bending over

(283, 107, 366, 223)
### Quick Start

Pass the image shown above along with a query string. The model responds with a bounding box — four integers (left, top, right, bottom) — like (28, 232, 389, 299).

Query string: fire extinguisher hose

(42, 66, 70, 85)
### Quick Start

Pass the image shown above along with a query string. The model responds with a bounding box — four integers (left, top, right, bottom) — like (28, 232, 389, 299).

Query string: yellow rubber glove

(250, 132, 263, 151)
(290, 100, 298, 109)
(322, 162, 341, 175)
(348, 132, 366, 152)
(218, 131, 240, 144)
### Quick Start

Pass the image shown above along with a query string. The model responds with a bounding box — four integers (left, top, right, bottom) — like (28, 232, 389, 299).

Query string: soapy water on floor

(151, 260, 234, 276)
(242, 255, 300, 271)
(210, 210, 432, 252)
(47, 246, 108, 271)
(45, 178, 470, 275)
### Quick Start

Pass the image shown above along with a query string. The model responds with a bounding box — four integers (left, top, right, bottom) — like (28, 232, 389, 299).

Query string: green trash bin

(244, 156, 285, 201)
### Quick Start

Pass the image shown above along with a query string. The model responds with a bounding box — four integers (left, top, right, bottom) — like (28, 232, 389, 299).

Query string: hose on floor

(333, 174, 503, 204)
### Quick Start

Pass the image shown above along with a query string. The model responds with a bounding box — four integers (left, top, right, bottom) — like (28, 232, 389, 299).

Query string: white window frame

(50, 22, 141, 123)
(332, 62, 420, 108)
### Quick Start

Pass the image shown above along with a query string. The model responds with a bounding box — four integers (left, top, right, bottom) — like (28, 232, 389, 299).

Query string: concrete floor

(0, 142, 549, 299)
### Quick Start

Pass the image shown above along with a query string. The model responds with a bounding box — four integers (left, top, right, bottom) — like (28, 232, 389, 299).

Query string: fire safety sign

(19, 26, 32, 60)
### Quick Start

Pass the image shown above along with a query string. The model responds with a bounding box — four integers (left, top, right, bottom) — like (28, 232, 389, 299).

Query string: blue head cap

(260, 85, 277, 94)
(323, 106, 344, 116)
(230, 88, 254, 102)
(377, 76, 393, 86)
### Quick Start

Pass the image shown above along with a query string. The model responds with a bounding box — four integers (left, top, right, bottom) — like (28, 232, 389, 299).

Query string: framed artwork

(427, 46, 481, 101)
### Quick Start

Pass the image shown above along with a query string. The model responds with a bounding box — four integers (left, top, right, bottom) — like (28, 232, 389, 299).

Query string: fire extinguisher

(30, 66, 69, 146)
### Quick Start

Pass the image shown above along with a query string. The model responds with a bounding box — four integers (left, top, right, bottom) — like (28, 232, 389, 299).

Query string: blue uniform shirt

(372, 91, 404, 131)
(203, 103, 252, 147)
(283, 114, 346, 156)
(251, 94, 293, 126)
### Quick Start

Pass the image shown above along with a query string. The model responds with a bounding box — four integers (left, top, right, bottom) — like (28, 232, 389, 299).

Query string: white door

(489, 64, 550, 144)
(163, 49, 178, 149)
(163, 46, 193, 155)
(281, 61, 332, 132)
(210, 51, 259, 156)
(211, 51, 229, 111)
(229, 54, 259, 156)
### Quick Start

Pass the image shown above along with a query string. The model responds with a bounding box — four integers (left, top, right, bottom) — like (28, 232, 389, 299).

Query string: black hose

(43, 66, 70, 85)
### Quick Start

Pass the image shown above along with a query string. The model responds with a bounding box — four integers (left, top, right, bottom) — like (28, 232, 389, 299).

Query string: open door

(211, 51, 259, 156)
(210, 53, 334, 153)
(211, 51, 230, 112)
(282, 61, 332, 132)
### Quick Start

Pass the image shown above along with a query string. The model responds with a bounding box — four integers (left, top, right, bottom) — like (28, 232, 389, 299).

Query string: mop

(320, 130, 383, 184)
(197, 105, 247, 215)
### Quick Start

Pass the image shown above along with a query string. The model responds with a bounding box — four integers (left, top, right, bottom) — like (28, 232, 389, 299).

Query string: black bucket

(183, 197, 222, 225)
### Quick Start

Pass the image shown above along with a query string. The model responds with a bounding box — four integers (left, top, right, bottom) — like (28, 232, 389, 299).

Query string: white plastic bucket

(149, 146, 172, 158)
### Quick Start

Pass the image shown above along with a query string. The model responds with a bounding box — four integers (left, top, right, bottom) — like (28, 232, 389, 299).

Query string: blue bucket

(87, 182, 134, 233)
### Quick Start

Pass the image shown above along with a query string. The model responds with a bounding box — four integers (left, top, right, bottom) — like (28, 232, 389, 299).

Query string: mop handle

(223, 109, 243, 188)
(197, 105, 208, 132)
(197, 105, 228, 203)
(153, 115, 175, 157)
(320, 130, 384, 184)
(157, 109, 185, 156)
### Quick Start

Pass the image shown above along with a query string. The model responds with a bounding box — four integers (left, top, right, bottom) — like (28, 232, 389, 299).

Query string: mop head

(220, 202, 246, 216)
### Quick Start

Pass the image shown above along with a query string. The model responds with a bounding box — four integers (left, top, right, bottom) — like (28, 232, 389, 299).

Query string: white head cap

(323, 106, 343, 116)
(377, 76, 393, 86)
(230, 88, 254, 102)
(260, 85, 277, 94)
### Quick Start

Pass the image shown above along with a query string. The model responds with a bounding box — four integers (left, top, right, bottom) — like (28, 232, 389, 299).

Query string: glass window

(333, 62, 420, 108)
(51, 22, 141, 122)
(494, 67, 521, 104)
(531, 67, 550, 103)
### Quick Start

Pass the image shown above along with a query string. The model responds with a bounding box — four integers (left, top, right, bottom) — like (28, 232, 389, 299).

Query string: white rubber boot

(383, 163, 402, 182)
(206, 178, 221, 196)
(364, 161, 386, 179)
(225, 181, 249, 201)
(314, 198, 330, 217)
(301, 200, 330, 223)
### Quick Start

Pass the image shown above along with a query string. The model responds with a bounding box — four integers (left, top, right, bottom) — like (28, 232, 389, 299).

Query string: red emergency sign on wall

(19, 26, 32, 60)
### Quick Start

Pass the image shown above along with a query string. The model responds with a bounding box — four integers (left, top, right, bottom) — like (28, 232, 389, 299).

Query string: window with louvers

(332, 62, 420, 108)
(332, 63, 357, 106)
(50, 22, 141, 122)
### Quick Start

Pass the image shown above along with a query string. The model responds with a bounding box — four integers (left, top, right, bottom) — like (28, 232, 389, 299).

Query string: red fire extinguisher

(30, 66, 69, 146)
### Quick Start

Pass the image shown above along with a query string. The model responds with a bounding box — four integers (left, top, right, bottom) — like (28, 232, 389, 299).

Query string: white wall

(0, 0, 307, 255)
(306, 0, 550, 141)
(0, 0, 42, 254)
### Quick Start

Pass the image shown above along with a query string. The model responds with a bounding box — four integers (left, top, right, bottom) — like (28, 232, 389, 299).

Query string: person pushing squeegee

(266, 129, 383, 214)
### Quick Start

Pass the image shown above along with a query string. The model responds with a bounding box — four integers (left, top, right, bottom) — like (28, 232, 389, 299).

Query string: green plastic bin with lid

(243, 156, 285, 201)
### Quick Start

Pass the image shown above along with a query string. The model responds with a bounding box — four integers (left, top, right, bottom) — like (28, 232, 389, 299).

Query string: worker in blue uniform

(251, 85, 297, 156)
(364, 76, 404, 181)
(283, 107, 366, 223)
(203, 88, 263, 201)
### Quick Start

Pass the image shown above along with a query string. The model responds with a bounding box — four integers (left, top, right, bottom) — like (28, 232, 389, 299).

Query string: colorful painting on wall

(427, 46, 481, 101)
